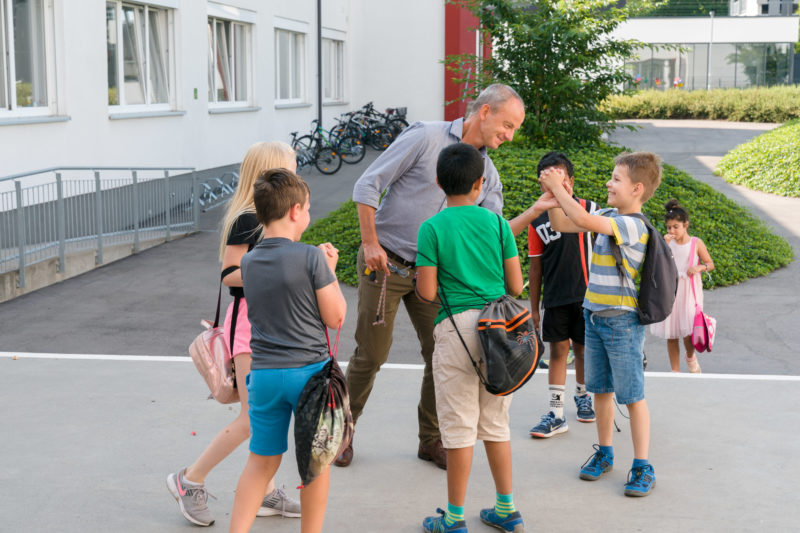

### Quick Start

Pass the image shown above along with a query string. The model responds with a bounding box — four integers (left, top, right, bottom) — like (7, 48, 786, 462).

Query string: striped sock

(494, 492, 515, 519)
(444, 503, 464, 527)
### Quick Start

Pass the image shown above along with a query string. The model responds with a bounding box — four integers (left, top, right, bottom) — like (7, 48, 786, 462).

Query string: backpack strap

(217, 267, 241, 370)
(689, 237, 700, 306)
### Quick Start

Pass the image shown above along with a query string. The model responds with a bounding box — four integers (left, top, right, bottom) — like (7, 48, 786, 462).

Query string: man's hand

(531, 309, 541, 333)
(363, 242, 390, 275)
(318, 242, 340, 274)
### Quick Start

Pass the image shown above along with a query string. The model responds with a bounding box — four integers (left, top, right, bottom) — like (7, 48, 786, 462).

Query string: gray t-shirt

(241, 237, 336, 369)
(351, 118, 503, 263)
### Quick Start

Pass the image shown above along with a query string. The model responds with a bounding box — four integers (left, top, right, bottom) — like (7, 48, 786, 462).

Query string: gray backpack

(607, 213, 679, 325)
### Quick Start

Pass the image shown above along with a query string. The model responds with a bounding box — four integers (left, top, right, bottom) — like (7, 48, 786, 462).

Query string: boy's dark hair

(253, 168, 310, 226)
(664, 198, 689, 223)
(436, 142, 484, 196)
(537, 151, 574, 178)
(614, 151, 662, 202)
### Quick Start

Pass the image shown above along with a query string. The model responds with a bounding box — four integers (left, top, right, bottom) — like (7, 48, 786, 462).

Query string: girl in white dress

(650, 200, 714, 373)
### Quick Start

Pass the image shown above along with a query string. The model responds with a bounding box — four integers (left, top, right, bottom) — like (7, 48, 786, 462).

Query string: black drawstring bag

(419, 214, 544, 396)
(294, 328, 354, 488)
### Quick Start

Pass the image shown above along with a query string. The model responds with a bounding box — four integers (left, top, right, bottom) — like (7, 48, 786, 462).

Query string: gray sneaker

(166, 468, 215, 526)
(257, 486, 301, 518)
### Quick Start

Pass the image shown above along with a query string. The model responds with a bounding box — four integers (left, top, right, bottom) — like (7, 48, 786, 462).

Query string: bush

(715, 119, 800, 197)
(601, 86, 800, 123)
(303, 143, 793, 290)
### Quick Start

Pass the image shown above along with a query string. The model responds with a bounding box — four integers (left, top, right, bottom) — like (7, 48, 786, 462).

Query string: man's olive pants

(345, 245, 441, 445)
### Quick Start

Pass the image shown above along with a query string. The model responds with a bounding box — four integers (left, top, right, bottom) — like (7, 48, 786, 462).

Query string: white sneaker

(257, 486, 301, 518)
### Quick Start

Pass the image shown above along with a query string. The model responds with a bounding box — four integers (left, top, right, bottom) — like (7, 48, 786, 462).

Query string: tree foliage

(445, 0, 652, 147)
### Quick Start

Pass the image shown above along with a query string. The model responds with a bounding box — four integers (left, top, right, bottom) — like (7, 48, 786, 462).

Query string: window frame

(321, 33, 346, 104)
(106, 0, 175, 113)
(207, 15, 253, 108)
(0, 0, 57, 118)
(274, 20, 308, 106)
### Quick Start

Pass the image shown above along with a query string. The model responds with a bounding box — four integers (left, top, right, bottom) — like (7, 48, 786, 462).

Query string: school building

(0, 0, 497, 178)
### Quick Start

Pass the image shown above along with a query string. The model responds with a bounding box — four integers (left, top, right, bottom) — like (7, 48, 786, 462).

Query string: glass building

(625, 42, 794, 90)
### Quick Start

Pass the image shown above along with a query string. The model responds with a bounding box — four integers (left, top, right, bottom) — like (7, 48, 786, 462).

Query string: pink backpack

(689, 238, 716, 353)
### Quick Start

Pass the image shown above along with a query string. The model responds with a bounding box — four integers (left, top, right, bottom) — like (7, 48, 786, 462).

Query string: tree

(446, 0, 651, 146)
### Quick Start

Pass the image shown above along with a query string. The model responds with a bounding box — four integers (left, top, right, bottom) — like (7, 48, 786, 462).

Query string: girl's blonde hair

(219, 141, 296, 261)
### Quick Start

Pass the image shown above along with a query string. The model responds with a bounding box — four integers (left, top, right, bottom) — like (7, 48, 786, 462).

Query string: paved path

(610, 120, 800, 375)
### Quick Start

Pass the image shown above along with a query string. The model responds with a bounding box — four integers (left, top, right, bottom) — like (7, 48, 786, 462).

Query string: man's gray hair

(467, 83, 524, 117)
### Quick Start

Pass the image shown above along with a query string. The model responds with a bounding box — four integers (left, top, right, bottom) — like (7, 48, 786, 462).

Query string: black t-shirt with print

(528, 196, 597, 309)
(225, 212, 260, 297)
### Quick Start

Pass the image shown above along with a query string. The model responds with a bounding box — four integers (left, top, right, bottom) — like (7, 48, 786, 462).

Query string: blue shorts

(583, 309, 646, 405)
(246, 358, 329, 456)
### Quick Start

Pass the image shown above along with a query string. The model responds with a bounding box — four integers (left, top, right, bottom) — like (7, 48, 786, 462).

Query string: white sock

(575, 383, 587, 397)
(181, 470, 203, 486)
(549, 385, 565, 419)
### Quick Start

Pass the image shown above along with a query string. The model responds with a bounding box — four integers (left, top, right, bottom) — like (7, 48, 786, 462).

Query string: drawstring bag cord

(373, 272, 388, 326)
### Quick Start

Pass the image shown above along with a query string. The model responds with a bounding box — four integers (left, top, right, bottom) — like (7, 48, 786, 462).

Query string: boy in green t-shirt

(415, 143, 525, 533)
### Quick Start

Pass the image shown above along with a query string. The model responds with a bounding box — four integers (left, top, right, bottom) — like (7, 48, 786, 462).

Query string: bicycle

(290, 119, 343, 175)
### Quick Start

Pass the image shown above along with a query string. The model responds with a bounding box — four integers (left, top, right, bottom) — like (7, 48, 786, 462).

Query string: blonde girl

(649, 199, 714, 373)
(167, 142, 300, 526)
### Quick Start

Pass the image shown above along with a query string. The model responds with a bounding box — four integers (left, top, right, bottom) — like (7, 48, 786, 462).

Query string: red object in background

(444, 3, 492, 121)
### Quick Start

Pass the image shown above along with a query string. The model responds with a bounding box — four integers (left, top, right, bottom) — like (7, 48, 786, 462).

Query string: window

(761, 3, 769, 14)
(208, 17, 251, 104)
(106, 1, 172, 108)
(322, 38, 344, 102)
(1, 0, 52, 114)
(275, 28, 305, 103)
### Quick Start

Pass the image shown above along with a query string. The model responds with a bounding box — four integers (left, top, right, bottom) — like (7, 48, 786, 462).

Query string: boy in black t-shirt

(528, 152, 598, 438)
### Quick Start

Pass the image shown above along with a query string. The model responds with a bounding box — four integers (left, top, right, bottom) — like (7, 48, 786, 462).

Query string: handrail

(1, 166, 195, 183)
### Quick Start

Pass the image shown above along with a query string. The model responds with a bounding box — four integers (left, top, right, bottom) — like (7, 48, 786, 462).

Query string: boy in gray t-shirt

(230, 168, 346, 533)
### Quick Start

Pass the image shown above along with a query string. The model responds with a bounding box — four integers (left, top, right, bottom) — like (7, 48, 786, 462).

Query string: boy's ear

(288, 202, 302, 220)
(473, 176, 484, 191)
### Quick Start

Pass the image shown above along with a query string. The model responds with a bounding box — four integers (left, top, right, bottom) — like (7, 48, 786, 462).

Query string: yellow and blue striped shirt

(583, 208, 649, 312)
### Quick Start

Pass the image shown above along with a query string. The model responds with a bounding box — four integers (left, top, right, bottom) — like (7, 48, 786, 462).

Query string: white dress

(649, 238, 703, 340)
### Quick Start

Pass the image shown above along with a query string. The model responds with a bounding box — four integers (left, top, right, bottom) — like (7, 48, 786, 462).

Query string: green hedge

(715, 119, 800, 197)
(303, 143, 793, 290)
(600, 86, 800, 123)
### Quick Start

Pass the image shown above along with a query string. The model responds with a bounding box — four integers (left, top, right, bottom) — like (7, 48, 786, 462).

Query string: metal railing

(0, 166, 200, 288)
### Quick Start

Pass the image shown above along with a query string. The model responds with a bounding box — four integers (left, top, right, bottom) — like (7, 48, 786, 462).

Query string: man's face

(478, 99, 525, 149)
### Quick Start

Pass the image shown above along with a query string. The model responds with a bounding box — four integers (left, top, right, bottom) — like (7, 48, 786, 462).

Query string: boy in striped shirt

(538, 152, 662, 498)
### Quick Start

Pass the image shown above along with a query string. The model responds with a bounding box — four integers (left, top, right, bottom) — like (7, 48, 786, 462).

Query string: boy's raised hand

(318, 242, 339, 274)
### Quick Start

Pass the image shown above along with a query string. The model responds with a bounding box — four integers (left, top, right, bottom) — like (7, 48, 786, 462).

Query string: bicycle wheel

(338, 135, 366, 164)
(368, 124, 394, 151)
(314, 147, 342, 174)
(292, 135, 314, 152)
(388, 118, 409, 139)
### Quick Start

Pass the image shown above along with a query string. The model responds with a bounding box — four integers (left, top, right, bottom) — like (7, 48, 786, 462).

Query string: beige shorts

(433, 309, 512, 449)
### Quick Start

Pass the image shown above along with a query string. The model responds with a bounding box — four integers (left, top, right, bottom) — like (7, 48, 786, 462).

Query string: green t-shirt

(416, 205, 518, 325)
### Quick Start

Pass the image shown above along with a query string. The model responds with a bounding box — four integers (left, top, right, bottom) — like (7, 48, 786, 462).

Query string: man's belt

(382, 246, 415, 269)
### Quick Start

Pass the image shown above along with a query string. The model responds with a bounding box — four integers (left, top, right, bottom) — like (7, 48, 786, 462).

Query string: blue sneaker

(422, 508, 467, 533)
(574, 394, 596, 423)
(479, 508, 525, 532)
(625, 464, 656, 497)
(529, 411, 568, 438)
(579, 445, 614, 480)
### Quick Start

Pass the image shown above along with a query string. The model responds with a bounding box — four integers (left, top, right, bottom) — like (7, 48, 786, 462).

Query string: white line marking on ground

(2, 352, 799, 382)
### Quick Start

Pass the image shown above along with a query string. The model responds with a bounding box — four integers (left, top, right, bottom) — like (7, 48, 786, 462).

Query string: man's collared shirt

(352, 118, 504, 263)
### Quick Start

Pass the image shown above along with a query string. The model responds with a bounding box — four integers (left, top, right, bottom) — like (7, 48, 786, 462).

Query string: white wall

(349, 0, 445, 125)
(614, 15, 799, 44)
(0, 0, 445, 178)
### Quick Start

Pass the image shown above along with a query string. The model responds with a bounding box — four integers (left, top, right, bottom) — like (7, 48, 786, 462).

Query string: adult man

(528, 152, 598, 439)
(336, 84, 525, 469)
